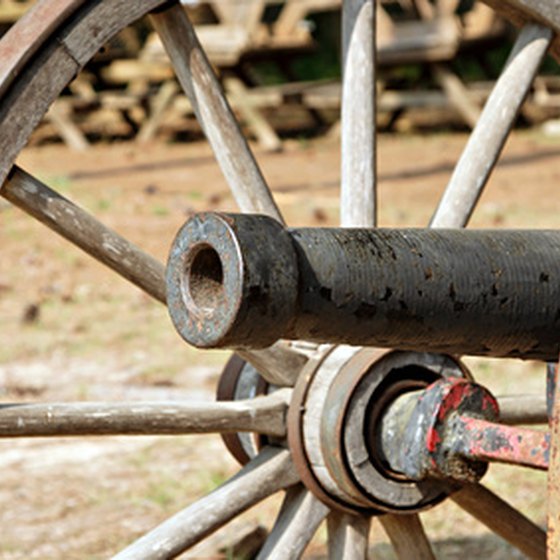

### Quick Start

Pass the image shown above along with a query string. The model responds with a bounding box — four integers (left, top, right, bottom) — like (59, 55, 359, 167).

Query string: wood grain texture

(430, 23, 553, 228)
(114, 447, 299, 560)
(548, 366, 560, 557)
(237, 342, 308, 387)
(380, 514, 436, 560)
(453, 483, 546, 560)
(150, 3, 283, 223)
(257, 485, 329, 559)
(340, 0, 376, 228)
(327, 511, 370, 559)
(0, 390, 290, 438)
(482, 0, 560, 61)
(0, 0, 85, 99)
(0, 0, 167, 187)
(2, 166, 167, 303)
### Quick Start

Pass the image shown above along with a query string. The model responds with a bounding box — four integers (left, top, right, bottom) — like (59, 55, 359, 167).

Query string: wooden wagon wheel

(0, 0, 559, 558)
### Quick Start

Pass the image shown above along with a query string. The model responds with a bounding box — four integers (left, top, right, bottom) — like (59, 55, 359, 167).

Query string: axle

(167, 212, 560, 360)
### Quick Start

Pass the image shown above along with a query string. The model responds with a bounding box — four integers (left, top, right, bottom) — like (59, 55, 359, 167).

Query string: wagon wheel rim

(0, 0, 556, 558)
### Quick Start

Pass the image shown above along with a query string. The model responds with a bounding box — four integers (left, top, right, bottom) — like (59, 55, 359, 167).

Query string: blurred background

(0, 1, 558, 558)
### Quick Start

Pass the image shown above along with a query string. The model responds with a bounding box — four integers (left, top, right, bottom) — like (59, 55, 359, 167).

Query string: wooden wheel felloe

(0, 0, 559, 558)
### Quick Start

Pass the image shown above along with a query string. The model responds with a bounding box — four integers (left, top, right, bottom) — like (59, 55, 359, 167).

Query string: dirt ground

(0, 129, 558, 558)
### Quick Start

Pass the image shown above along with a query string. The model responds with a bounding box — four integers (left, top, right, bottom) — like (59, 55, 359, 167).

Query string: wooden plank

(431, 62, 481, 129)
(257, 486, 329, 559)
(45, 99, 90, 151)
(380, 514, 436, 560)
(0, 391, 290, 438)
(341, 0, 376, 228)
(453, 483, 546, 559)
(137, 79, 179, 143)
(0, 0, 168, 187)
(114, 447, 299, 560)
(225, 76, 282, 152)
(327, 511, 370, 559)
(430, 23, 553, 228)
(150, 3, 284, 223)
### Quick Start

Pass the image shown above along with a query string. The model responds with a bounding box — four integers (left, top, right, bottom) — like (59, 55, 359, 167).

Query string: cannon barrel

(166, 212, 560, 360)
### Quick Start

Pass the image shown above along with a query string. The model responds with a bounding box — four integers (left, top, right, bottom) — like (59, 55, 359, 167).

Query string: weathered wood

(341, 0, 376, 228)
(452, 483, 546, 560)
(237, 342, 308, 387)
(482, 0, 560, 61)
(430, 23, 553, 228)
(114, 446, 299, 560)
(0, 391, 290, 438)
(257, 485, 329, 559)
(431, 63, 481, 129)
(327, 511, 370, 559)
(380, 514, 436, 560)
(45, 100, 90, 151)
(0, 0, 169, 187)
(302, 346, 370, 506)
(548, 363, 560, 557)
(498, 394, 548, 425)
(225, 77, 282, 153)
(0, 0, 86, 100)
(137, 80, 179, 143)
(2, 167, 300, 384)
(150, 3, 284, 223)
(2, 166, 167, 303)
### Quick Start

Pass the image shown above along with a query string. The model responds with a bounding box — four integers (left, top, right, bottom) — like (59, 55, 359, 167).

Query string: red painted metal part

(453, 416, 549, 471)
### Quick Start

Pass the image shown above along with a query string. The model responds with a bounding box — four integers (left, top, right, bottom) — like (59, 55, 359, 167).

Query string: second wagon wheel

(0, 0, 559, 558)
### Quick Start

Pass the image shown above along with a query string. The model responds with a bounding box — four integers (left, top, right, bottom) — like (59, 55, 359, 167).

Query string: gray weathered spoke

(327, 511, 370, 559)
(430, 23, 553, 228)
(237, 344, 308, 388)
(257, 485, 329, 559)
(341, 0, 376, 228)
(498, 394, 548, 425)
(380, 514, 436, 560)
(114, 447, 299, 560)
(0, 391, 290, 438)
(2, 166, 167, 303)
(1, 167, 302, 385)
(452, 483, 546, 560)
(150, 2, 283, 223)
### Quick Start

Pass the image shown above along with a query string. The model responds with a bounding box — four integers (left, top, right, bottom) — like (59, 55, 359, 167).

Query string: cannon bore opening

(184, 244, 224, 312)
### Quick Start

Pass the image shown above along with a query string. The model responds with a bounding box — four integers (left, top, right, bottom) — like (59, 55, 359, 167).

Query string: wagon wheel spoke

(451, 483, 546, 559)
(326, 511, 370, 559)
(256, 485, 329, 559)
(497, 394, 548, 425)
(2, 166, 167, 303)
(379, 514, 436, 560)
(341, 0, 376, 228)
(114, 447, 299, 560)
(430, 23, 554, 228)
(149, 2, 283, 223)
(1, 166, 299, 386)
(0, 390, 290, 438)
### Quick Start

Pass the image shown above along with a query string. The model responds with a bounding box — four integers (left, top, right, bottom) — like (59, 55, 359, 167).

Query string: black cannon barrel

(166, 212, 560, 360)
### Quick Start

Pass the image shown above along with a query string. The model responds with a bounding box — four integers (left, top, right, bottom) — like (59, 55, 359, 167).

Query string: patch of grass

(152, 205, 170, 217)
(40, 174, 74, 193)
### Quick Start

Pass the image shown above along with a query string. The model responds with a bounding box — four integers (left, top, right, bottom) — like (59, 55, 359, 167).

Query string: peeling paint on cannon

(167, 212, 560, 360)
